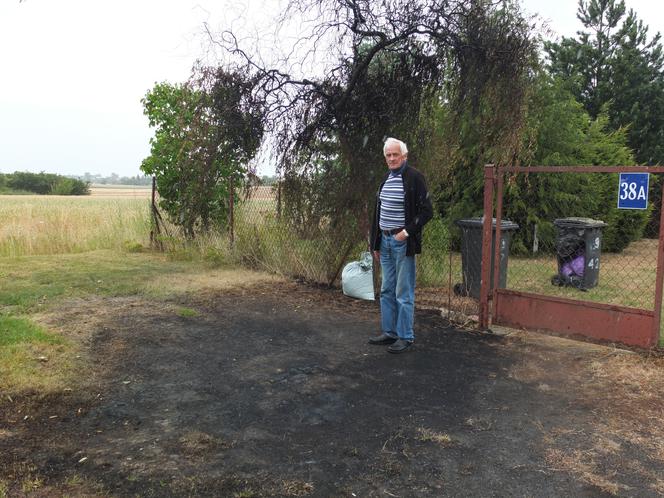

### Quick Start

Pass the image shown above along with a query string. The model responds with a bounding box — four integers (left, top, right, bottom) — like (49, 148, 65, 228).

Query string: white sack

(341, 251, 375, 301)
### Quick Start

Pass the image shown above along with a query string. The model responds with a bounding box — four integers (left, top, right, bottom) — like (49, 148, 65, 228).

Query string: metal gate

(479, 164, 664, 348)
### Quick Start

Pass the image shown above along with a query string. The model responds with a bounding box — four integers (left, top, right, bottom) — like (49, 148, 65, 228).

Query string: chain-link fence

(497, 171, 660, 310)
(232, 183, 477, 322)
(233, 185, 359, 285)
(150, 167, 664, 345)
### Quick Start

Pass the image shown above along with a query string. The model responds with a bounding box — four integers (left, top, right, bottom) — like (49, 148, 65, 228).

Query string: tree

(545, 0, 664, 237)
(502, 75, 647, 253)
(213, 0, 536, 243)
(141, 68, 264, 238)
(545, 0, 664, 165)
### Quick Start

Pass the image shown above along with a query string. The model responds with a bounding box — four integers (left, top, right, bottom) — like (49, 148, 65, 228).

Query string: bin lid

(455, 218, 519, 230)
(553, 217, 606, 229)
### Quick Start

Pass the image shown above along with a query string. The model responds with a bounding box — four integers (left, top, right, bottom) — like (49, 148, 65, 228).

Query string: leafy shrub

(123, 240, 144, 253)
(8, 171, 53, 194)
(50, 177, 90, 195)
(4, 171, 89, 195)
(203, 247, 227, 266)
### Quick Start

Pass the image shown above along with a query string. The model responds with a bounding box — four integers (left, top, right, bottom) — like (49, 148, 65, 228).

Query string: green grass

(0, 251, 209, 314)
(0, 315, 63, 346)
(177, 307, 199, 318)
(0, 313, 67, 390)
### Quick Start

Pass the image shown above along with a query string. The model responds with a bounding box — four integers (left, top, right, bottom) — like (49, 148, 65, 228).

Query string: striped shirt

(379, 170, 405, 230)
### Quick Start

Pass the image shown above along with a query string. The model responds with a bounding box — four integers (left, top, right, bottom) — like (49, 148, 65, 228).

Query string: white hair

(383, 137, 408, 156)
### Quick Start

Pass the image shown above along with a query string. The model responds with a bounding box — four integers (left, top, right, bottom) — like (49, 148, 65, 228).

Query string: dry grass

(507, 357, 551, 385)
(545, 448, 625, 496)
(0, 195, 150, 257)
(588, 354, 664, 402)
(585, 355, 664, 462)
(463, 416, 494, 431)
(245, 185, 275, 200)
(548, 432, 664, 495)
(144, 266, 282, 296)
(0, 341, 79, 393)
(416, 428, 454, 446)
(515, 341, 664, 494)
(282, 480, 314, 496)
(89, 186, 151, 198)
(497, 329, 664, 492)
(179, 431, 233, 455)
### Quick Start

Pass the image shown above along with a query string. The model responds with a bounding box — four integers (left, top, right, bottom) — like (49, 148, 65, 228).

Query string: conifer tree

(546, 0, 664, 165)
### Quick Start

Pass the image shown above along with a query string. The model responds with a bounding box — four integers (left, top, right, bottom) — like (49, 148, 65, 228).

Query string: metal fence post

(150, 176, 156, 247)
(491, 168, 505, 320)
(652, 178, 664, 346)
(479, 164, 495, 330)
(229, 175, 235, 247)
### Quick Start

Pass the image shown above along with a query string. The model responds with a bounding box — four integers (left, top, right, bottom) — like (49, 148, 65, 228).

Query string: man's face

(384, 142, 405, 170)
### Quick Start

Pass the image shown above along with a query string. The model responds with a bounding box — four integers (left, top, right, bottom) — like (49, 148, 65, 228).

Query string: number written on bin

(618, 172, 649, 210)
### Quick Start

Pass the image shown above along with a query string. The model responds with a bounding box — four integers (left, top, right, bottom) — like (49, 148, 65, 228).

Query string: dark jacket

(370, 162, 433, 257)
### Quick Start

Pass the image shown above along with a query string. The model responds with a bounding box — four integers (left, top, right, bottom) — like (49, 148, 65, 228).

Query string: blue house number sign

(618, 172, 649, 210)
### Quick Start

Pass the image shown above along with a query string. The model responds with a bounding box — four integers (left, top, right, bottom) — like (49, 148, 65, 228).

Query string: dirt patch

(1, 281, 663, 496)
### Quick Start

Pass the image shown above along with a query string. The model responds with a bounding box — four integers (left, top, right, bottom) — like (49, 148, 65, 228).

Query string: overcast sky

(1, 0, 663, 178)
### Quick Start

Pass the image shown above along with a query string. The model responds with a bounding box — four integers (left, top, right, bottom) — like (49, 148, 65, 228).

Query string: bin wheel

(453, 283, 468, 296)
(551, 275, 564, 286)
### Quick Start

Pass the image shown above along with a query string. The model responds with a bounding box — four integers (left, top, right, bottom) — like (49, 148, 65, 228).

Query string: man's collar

(389, 160, 408, 176)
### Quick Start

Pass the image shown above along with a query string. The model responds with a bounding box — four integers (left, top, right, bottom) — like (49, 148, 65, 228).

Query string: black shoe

(368, 333, 398, 345)
(388, 339, 413, 353)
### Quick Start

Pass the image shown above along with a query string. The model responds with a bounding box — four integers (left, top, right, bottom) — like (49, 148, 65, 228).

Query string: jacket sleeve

(370, 191, 381, 251)
(405, 173, 433, 235)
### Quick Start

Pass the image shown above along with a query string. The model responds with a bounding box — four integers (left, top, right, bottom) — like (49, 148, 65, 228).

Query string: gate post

(652, 179, 664, 346)
(479, 164, 495, 330)
(491, 168, 505, 319)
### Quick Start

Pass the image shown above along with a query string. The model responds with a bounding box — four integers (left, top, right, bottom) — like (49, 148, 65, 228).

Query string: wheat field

(0, 193, 152, 257)
(89, 185, 152, 198)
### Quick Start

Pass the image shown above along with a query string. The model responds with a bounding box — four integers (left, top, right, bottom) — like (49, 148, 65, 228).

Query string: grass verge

(0, 315, 73, 392)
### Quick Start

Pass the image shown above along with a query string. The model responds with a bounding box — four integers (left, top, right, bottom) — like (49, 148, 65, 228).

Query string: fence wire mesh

(499, 171, 661, 313)
(234, 184, 478, 322)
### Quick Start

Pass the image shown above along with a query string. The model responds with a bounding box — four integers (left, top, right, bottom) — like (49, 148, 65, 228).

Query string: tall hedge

(438, 75, 648, 254)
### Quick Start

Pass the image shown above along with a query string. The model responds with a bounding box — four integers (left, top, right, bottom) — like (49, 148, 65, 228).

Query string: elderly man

(368, 137, 433, 353)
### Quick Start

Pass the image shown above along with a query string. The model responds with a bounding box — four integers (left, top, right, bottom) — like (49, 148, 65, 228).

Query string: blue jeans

(380, 233, 416, 342)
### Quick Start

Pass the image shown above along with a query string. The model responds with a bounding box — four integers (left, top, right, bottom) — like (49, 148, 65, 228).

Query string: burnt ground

(1, 280, 664, 497)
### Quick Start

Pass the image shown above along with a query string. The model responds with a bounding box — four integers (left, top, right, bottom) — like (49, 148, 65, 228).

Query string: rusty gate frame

(479, 164, 664, 348)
